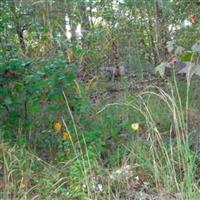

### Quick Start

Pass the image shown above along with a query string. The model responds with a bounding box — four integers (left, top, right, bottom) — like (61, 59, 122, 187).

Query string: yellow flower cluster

(54, 122, 72, 141)
(54, 122, 62, 133)
(63, 131, 72, 141)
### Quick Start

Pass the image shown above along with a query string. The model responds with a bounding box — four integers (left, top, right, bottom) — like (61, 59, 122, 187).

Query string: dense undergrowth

(1, 70, 200, 199)
(1, 1, 200, 199)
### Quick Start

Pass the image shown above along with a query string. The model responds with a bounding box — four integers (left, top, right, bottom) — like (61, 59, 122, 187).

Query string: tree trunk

(146, 8, 158, 65)
(10, 0, 26, 54)
(155, 0, 169, 62)
(79, 1, 90, 33)
(112, 40, 120, 80)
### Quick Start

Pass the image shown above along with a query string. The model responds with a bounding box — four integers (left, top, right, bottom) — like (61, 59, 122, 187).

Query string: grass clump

(1, 72, 200, 199)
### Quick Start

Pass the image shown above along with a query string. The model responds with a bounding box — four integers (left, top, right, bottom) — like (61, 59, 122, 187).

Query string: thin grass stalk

(144, 104, 180, 191)
(172, 64, 185, 131)
(62, 90, 92, 196)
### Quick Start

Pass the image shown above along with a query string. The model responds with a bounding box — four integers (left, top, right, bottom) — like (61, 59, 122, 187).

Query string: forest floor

(1, 72, 200, 200)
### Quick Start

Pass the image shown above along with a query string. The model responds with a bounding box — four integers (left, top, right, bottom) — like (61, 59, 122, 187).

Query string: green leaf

(9, 59, 21, 68)
(166, 40, 175, 53)
(48, 104, 63, 112)
(155, 62, 170, 78)
(19, 136, 28, 147)
(175, 46, 184, 55)
(31, 102, 40, 113)
(76, 47, 83, 55)
(4, 97, 12, 105)
(192, 42, 200, 53)
(191, 64, 200, 77)
(180, 52, 193, 62)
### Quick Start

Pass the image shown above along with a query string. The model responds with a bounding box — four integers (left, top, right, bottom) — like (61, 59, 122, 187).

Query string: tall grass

(1, 70, 200, 199)
(96, 68, 200, 199)
(128, 69, 199, 199)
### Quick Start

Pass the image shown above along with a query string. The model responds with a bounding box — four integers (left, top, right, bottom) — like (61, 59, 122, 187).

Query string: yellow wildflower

(54, 122, 62, 133)
(131, 123, 139, 131)
(63, 131, 72, 141)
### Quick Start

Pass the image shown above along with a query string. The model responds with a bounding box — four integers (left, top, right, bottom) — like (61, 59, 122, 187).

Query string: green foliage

(155, 42, 200, 78)
(1, 0, 200, 199)
(0, 54, 77, 146)
(155, 62, 170, 78)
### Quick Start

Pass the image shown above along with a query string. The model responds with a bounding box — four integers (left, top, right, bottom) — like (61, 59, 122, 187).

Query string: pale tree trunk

(78, 1, 91, 72)
(139, 6, 158, 65)
(146, 8, 158, 65)
(67, 1, 77, 41)
(79, 1, 90, 34)
(54, 0, 70, 63)
(66, 1, 78, 62)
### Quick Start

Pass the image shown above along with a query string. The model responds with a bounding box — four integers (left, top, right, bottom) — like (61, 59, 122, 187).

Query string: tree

(155, 0, 169, 63)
